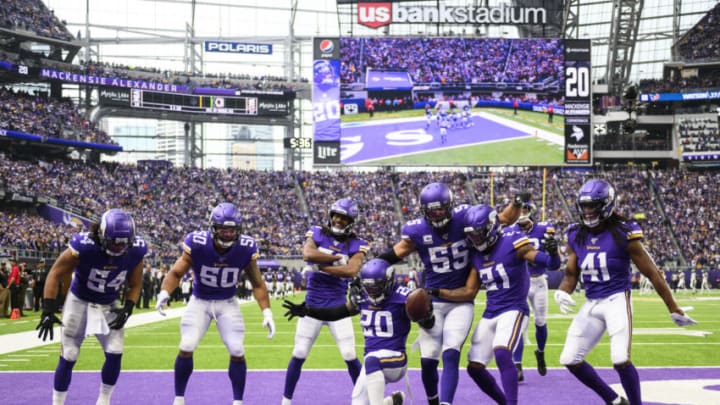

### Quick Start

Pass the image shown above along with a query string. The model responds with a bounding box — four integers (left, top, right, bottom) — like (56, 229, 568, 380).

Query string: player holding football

(555, 179, 696, 405)
(426, 204, 561, 405)
(511, 201, 560, 380)
(282, 258, 434, 405)
(282, 198, 369, 405)
(37, 209, 146, 405)
(156, 202, 275, 405)
(378, 182, 527, 405)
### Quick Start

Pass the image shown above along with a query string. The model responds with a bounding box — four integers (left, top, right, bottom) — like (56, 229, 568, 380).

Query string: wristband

(262, 308, 273, 318)
(426, 288, 441, 298)
(43, 298, 58, 314)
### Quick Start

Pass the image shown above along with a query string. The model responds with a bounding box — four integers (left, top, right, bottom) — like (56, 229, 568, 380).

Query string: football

(405, 288, 433, 322)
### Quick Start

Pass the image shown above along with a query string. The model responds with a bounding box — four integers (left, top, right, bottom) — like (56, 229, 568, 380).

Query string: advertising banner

(37, 205, 91, 229)
(312, 38, 341, 164)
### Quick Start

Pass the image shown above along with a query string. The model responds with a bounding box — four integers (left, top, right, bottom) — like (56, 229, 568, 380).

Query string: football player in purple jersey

(283, 258, 433, 405)
(155, 203, 274, 405)
(378, 182, 527, 405)
(282, 198, 369, 405)
(511, 201, 559, 380)
(36, 209, 146, 405)
(427, 205, 561, 405)
(555, 179, 696, 405)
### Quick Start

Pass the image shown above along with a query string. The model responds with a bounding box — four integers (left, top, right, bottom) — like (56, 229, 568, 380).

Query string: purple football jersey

(401, 205, 472, 302)
(68, 232, 147, 305)
(305, 225, 370, 307)
(518, 221, 558, 276)
(566, 221, 642, 299)
(470, 228, 530, 318)
(183, 230, 259, 300)
(360, 285, 412, 355)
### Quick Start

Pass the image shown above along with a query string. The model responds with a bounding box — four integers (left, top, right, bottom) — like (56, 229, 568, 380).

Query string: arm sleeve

(306, 303, 358, 321)
(378, 248, 401, 265)
(534, 251, 561, 270)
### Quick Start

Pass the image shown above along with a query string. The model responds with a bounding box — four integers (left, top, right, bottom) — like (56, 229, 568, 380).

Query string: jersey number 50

(199, 265, 241, 288)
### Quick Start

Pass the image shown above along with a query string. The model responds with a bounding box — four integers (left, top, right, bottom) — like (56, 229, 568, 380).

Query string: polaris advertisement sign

(204, 41, 273, 55)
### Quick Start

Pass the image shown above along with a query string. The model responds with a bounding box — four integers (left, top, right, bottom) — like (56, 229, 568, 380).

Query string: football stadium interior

(0, 1, 719, 404)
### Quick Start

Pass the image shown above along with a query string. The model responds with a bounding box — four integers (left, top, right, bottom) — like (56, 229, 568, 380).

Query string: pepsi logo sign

(319, 39, 334, 54)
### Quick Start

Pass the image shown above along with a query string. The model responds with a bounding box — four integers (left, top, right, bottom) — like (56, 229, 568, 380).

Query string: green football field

(1, 290, 718, 372)
(341, 107, 566, 166)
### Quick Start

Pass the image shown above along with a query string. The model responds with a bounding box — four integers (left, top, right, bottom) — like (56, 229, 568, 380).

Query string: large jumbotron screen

(312, 37, 591, 166)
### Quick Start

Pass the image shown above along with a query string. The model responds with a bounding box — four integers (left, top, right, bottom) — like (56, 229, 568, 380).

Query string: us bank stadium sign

(352, 1, 549, 29)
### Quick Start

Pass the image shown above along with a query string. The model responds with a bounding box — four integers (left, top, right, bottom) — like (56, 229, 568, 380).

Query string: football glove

(425, 288, 441, 298)
(262, 308, 275, 339)
(282, 300, 307, 321)
(554, 290, 576, 314)
(348, 277, 365, 310)
(671, 307, 697, 327)
(36, 298, 62, 341)
(108, 300, 135, 330)
(513, 191, 532, 208)
(417, 313, 436, 330)
(155, 290, 170, 316)
(542, 233, 559, 256)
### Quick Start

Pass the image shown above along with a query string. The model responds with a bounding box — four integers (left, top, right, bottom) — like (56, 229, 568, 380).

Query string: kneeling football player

(283, 258, 434, 405)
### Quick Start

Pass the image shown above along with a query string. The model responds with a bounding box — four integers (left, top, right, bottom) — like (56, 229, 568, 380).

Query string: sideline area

(0, 306, 186, 355)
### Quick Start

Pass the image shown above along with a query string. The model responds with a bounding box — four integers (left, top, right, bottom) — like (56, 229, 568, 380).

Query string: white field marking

(0, 358, 30, 361)
(68, 342, 720, 351)
(0, 306, 187, 355)
(72, 344, 363, 350)
(6, 354, 49, 357)
(632, 328, 713, 337)
(611, 379, 720, 405)
(3, 366, 720, 374)
(476, 111, 563, 145)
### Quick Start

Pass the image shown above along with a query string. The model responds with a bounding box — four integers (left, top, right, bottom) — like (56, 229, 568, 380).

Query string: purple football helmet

(99, 209, 135, 256)
(328, 198, 358, 237)
(210, 203, 242, 248)
(463, 205, 500, 252)
(360, 258, 395, 305)
(575, 179, 615, 228)
(420, 182, 454, 228)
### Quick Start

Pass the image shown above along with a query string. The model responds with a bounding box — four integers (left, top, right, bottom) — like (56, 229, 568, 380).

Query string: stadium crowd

(340, 38, 563, 87)
(675, 2, 720, 61)
(1, 156, 719, 274)
(0, 0, 74, 41)
(678, 116, 720, 153)
(0, 88, 118, 145)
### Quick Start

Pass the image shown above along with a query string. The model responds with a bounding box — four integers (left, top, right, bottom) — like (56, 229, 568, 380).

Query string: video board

(312, 37, 591, 166)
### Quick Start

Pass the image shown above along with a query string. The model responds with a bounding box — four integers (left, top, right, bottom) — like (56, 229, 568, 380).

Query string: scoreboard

(129, 90, 258, 115)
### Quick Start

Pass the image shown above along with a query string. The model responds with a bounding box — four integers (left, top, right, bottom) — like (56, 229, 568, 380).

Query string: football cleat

(607, 397, 629, 405)
(516, 363, 524, 382)
(535, 349, 547, 376)
(391, 391, 405, 405)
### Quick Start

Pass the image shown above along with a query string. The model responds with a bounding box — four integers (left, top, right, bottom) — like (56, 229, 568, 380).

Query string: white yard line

(0, 307, 186, 355)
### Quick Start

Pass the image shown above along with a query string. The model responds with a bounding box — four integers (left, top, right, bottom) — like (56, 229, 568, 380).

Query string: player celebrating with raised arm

(37, 209, 146, 405)
(378, 182, 528, 405)
(555, 179, 696, 405)
(156, 203, 275, 405)
(427, 205, 561, 405)
(512, 201, 560, 380)
(282, 198, 369, 405)
(283, 258, 435, 405)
